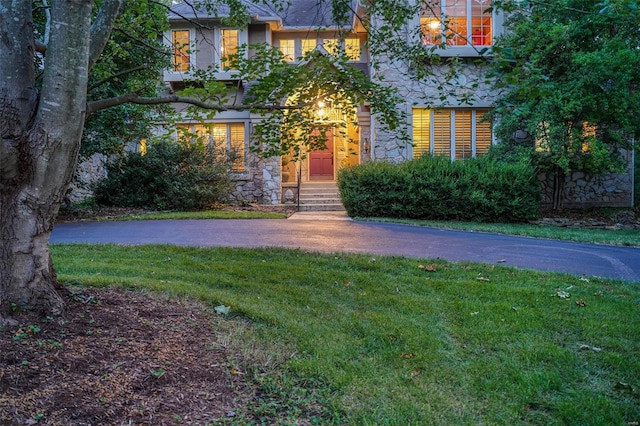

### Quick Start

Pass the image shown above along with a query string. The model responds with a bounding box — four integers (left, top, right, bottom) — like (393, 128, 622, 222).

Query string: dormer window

(421, 0, 492, 47)
(172, 30, 191, 71)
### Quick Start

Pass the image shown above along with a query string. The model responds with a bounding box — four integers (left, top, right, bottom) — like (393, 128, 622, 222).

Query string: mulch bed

(0, 288, 252, 425)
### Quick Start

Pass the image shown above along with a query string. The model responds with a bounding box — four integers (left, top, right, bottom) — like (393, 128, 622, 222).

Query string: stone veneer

(371, 59, 499, 161)
(538, 154, 634, 208)
(68, 153, 108, 203)
(69, 152, 281, 206)
(229, 154, 281, 205)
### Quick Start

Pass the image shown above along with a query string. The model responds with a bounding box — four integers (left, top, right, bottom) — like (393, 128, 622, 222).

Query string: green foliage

(81, 0, 174, 156)
(93, 142, 232, 211)
(337, 155, 539, 222)
(491, 0, 640, 179)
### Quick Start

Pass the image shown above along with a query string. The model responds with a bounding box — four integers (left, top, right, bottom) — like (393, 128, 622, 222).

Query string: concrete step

(298, 203, 346, 212)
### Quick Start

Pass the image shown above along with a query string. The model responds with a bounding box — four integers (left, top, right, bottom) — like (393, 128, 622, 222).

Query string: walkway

(51, 213, 640, 282)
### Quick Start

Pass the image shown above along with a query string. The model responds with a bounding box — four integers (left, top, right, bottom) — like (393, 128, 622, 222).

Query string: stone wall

(371, 58, 499, 161)
(69, 152, 282, 206)
(228, 154, 281, 205)
(68, 153, 108, 203)
(539, 156, 634, 208)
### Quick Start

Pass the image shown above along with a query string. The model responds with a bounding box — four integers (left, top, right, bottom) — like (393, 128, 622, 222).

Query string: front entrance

(309, 130, 334, 180)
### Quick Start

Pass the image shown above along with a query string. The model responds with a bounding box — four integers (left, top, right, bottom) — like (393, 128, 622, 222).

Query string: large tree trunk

(1, 0, 93, 320)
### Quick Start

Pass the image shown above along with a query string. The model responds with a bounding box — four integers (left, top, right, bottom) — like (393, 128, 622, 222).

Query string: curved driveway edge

(51, 217, 640, 282)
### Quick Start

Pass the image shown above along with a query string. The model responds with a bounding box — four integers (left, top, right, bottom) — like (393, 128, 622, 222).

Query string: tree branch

(88, 65, 148, 92)
(89, 0, 125, 71)
(86, 92, 306, 114)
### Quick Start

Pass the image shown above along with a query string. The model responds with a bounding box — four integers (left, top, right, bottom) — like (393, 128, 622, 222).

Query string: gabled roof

(169, 0, 361, 30)
(168, 1, 281, 24)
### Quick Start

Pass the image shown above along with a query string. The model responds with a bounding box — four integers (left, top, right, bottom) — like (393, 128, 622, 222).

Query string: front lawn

(45, 245, 640, 425)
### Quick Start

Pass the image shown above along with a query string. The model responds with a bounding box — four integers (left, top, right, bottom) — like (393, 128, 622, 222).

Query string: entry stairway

(297, 181, 345, 212)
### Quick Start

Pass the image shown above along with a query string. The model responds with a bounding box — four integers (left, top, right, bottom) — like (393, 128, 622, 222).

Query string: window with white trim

(302, 39, 317, 57)
(220, 29, 239, 70)
(178, 123, 246, 172)
(420, 0, 493, 47)
(412, 108, 492, 159)
(171, 30, 191, 71)
(279, 39, 295, 62)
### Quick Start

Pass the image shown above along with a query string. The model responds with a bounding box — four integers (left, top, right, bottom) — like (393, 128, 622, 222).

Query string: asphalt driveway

(51, 213, 640, 282)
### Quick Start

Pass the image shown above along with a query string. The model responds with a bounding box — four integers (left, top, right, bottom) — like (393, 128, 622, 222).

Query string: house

(163, 0, 635, 209)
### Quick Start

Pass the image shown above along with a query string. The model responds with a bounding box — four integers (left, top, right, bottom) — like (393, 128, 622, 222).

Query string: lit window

(220, 29, 239, 70)
(323, 39, 339, 56)
(139, 138, 147, 156)
(178, 123, 246, 172)
(279, 39, 295, 62)
(412, 108, 492, 159)
(345, 39, 361, 61)
(302, 39, 316, 57)
(172, 30, 190, 71)
(420, 0, 492, 47)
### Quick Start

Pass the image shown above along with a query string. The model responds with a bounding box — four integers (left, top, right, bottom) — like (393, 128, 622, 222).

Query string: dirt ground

(0, 288, 256, 425)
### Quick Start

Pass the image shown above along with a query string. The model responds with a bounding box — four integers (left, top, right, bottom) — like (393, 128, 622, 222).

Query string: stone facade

(539, 152, 635, 208)
(229, 155, 281, 205)
(67, 153, 108, 203)
(371, 59, 499, 162)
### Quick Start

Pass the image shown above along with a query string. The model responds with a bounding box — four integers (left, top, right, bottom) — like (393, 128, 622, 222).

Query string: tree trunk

(551, 165, 566, 211)
(0, 0, 94, 319)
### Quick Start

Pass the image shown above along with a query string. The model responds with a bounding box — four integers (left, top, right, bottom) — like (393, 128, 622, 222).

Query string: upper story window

(172, 30, 191, 71)
(301, 39, 317, 58)
(420, 0, 492, 47)
(323, 38, 361, 61)
(279, 39, 295, 62)
(345, 39, 361, 61)
(220, 29, 239, 70)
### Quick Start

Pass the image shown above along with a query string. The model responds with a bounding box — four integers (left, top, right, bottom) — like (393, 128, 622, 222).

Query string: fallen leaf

(410, 370, 421, 377)
(401, 353, 415, 359)
(344, 281, 351, 286)
(578, 344, 602, 352)
(470, 311, 479, 316)
(556, 291, 570, 299)
(476, 277, 490, 282)
(419, 264, 437, 272)
(575, 299, 587, 307)
(214, 305, 230, 315)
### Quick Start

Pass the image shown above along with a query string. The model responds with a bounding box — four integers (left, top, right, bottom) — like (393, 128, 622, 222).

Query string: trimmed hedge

(337, 155, 540, 223)
(94, 142, 232, 211)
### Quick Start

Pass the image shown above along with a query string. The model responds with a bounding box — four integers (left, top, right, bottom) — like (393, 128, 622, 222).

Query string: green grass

(52, 244, 640, 425)
(359, 217, 640, 247)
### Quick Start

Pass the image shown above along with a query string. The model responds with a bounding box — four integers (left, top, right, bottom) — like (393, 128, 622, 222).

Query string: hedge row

(94, 142, 232, 211)
(337, 155, 539, 222)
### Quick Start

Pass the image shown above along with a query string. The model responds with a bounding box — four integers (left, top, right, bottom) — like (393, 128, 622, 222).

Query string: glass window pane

(172, 30, 190, 71)
(433, 110, 451, 156)
(475, 109, 492, 155)
(280, 39, 295, 62)
(455, 110, 472, 159)
(412, 108, 431, 158)
(229, 123, 245, 172)
(302, 39, 316, 57)
(345, 39, 360, 61)
(220, 29, 238, 70)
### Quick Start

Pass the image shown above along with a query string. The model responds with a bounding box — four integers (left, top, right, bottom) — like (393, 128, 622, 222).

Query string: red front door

(309, 130, 334, 180)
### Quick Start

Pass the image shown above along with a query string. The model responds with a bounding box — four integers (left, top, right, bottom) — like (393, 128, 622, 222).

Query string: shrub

(94, 142, 232, 211)
(337, 155, 539, 222)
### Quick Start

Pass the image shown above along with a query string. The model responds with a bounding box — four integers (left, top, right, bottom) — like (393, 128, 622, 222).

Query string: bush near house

(94, 142, 232, 211)
(337, 155, 539, 222)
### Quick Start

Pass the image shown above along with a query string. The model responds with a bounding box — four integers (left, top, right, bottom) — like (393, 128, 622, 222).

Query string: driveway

(51, 213, 640, 282)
